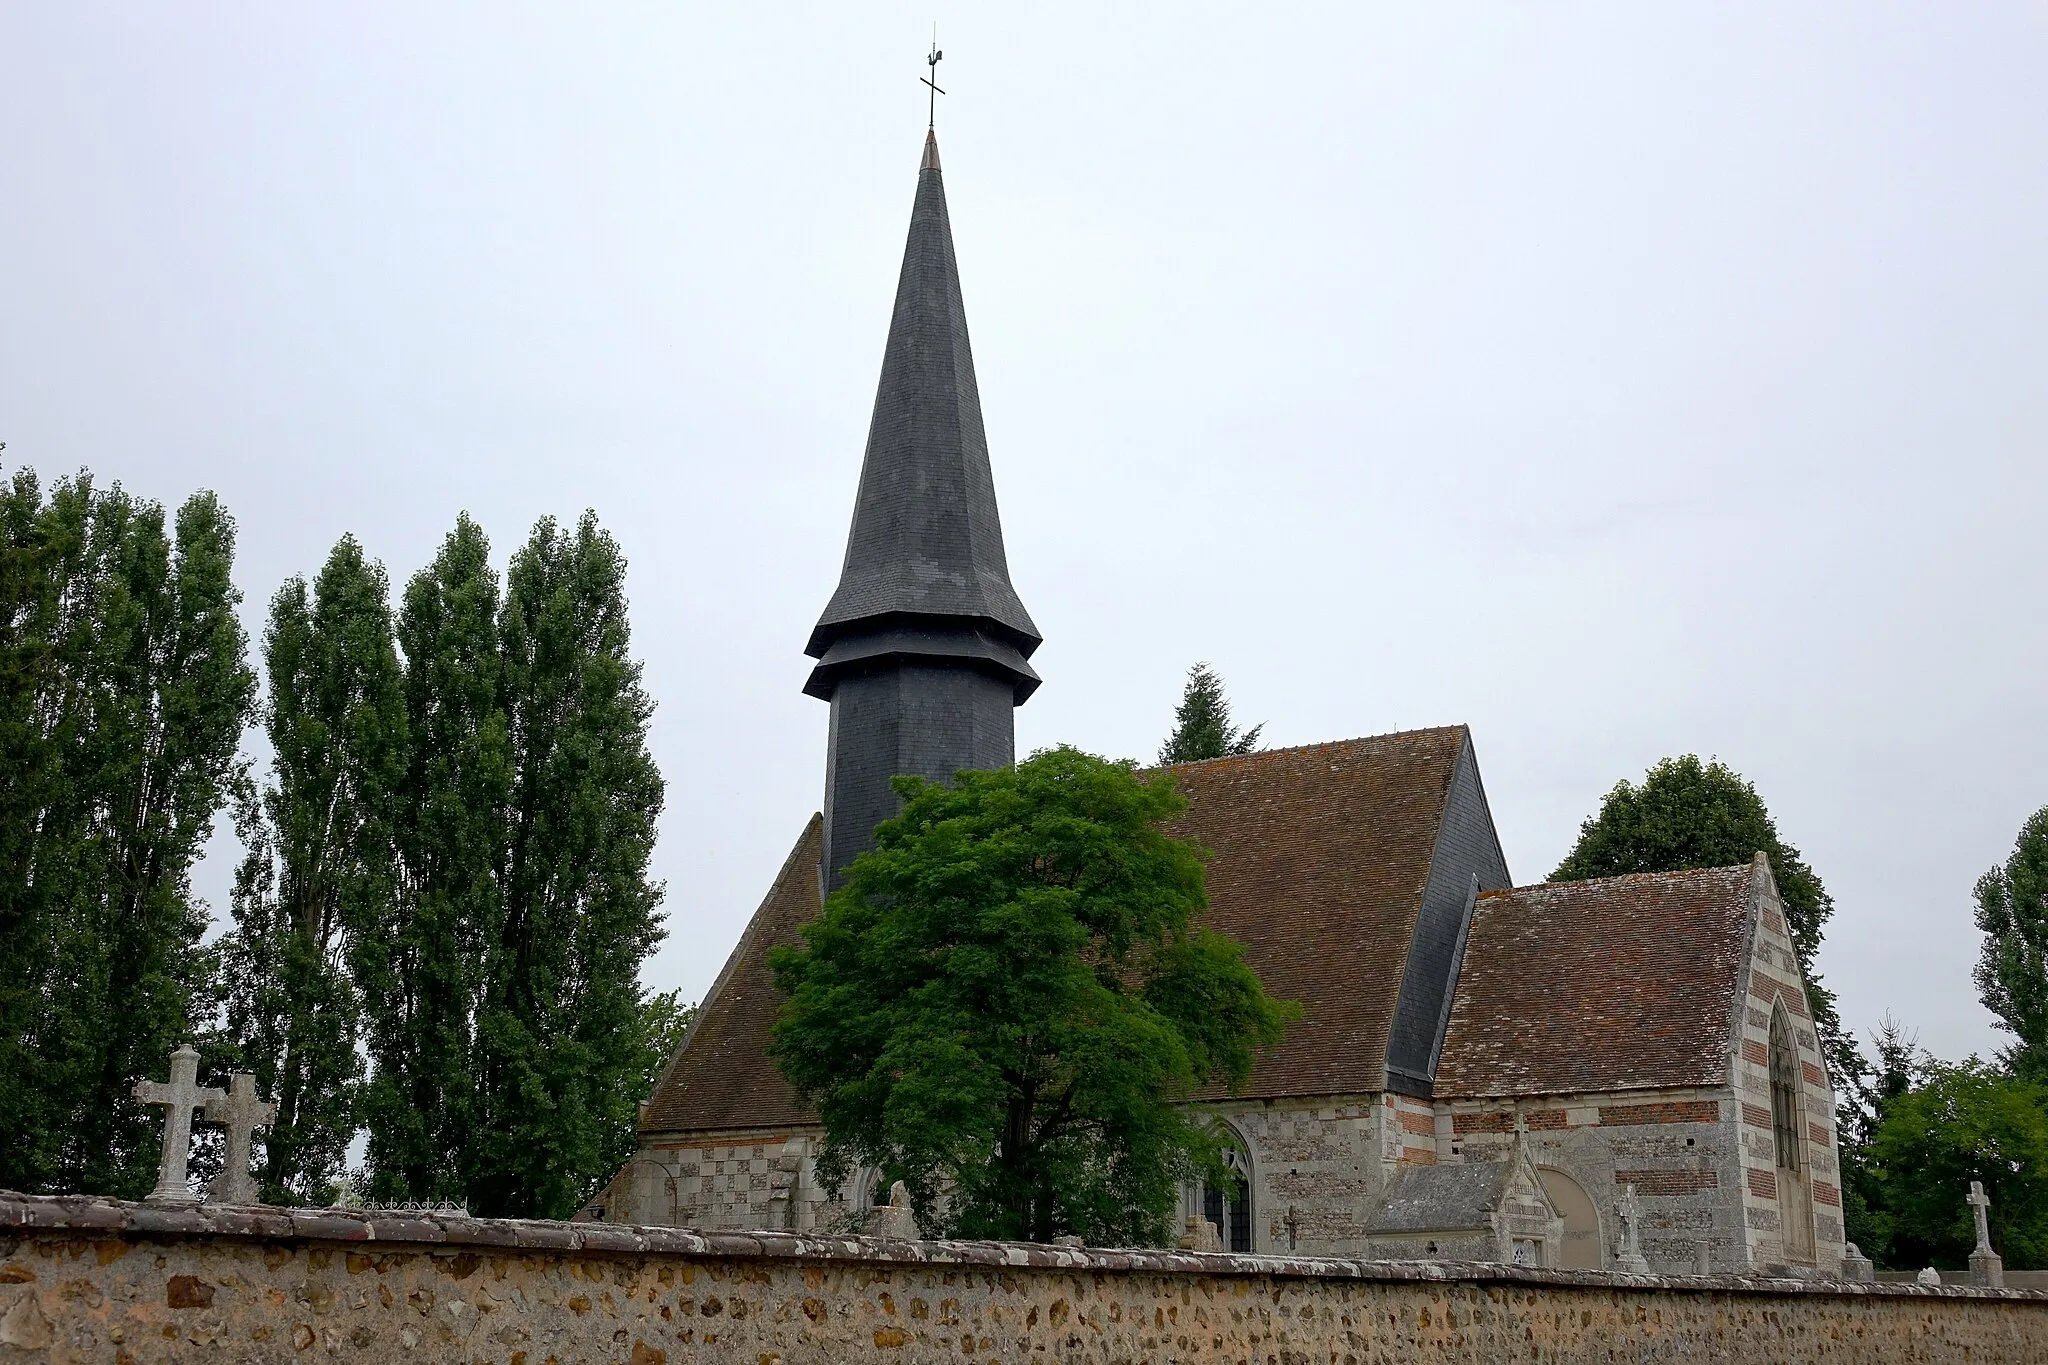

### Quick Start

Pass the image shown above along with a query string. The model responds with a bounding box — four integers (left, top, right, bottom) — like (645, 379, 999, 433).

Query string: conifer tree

(0, 470, 253, 1196)
(464, 513, 666, 1218)
(1158, 663, 1263, 766)
(217, 538, 404, 1201)
(1974, 806, 2048, 1080)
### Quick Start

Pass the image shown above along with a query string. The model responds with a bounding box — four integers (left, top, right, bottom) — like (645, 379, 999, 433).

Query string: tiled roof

(1433, 864, 1755, 1099)
(1171, 728, 1470, 1099)
(1367, 1162, 1515, 1233)
(639, 816, 825, 1134)
(640, 729, 1471, 1136)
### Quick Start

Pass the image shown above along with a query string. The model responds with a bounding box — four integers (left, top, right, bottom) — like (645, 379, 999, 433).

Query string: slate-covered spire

(807, 131, 1042, 888)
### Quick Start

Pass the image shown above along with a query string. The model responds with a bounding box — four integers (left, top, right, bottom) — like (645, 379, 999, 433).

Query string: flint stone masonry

(4, 1194, 2046, 1364)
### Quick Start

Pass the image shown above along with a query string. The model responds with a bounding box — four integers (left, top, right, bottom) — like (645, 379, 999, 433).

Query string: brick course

(1598, 1101, 1720, 1127)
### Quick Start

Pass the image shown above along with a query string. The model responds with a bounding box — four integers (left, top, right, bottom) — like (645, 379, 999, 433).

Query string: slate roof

(1367, 1162, 1516, 1234)
(1432, 864, 1755, 1099)
(640, 728, 1474, 1136)
(806, 130, 1039, 674)
(639, 816, 824, 1134)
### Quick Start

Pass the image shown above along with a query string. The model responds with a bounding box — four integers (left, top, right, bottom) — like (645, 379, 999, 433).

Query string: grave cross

(1613, 1183, 1651, 1272)
(206, 1072, 277, 1206)
(133, 1044, 225, 1203)
(1968, 1180, 1993, 1253)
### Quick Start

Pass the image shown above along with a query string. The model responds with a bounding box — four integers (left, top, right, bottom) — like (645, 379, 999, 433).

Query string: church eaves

(804, 129, 1040, 698)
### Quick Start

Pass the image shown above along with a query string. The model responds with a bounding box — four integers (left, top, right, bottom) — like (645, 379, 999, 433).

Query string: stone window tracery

(1769, 1006, 1802, 1172)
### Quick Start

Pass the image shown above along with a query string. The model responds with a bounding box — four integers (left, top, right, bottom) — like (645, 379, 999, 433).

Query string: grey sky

(4, 5, 2043, 1066)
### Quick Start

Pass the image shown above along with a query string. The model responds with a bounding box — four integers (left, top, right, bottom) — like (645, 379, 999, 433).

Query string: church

(603, 130, 1847, 1277)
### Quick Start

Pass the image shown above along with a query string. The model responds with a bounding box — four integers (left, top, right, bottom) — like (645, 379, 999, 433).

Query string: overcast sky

(5, 5, 2043, 1066)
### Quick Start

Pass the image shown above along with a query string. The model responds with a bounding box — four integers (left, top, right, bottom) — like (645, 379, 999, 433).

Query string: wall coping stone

(6, 1190, 2044, 1305)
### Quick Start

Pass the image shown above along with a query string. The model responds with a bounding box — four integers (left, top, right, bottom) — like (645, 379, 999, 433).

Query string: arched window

(1199, 1137, 1254, 1253)
(1769, 1007, 1802, 1173)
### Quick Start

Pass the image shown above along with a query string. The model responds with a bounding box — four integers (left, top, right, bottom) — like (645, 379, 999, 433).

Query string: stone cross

(132, 1045, 225, 1203)
(1968, 1180, 1993, 1253)
(1613, 1183, 1651, 1273)
(205, 1073, 276, 1206)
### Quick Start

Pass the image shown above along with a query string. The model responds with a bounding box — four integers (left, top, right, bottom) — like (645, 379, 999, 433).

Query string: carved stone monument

(205, 1072, 277, 1206)
(862, 1180, 919, 1239)
(1966, 1180, 2004, 1289)
(132, 1045, 224, 1203)
(1838, 1241, 1875, 1282)
(1178, 1216, 1223, 1252)
(1612, 1184, 1651, 1273)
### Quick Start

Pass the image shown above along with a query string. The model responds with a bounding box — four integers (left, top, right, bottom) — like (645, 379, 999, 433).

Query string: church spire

(806, 131, 1042, 888)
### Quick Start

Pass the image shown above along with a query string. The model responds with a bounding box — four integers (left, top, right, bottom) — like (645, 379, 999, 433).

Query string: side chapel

(604, 131, 1846, 1276)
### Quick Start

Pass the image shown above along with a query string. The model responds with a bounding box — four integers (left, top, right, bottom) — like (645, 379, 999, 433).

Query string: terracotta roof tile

(1433, 865, 1753, 1099)
(639, 816, 824, 1133)
(1169, 728, 1468, 1099)
(641, 728, 1470, 1136)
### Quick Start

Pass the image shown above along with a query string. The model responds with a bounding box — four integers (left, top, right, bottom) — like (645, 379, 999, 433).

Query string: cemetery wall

(5, 1193, 2047, 1364)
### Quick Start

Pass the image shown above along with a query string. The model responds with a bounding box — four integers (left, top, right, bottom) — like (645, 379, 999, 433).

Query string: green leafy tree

(1550, 755, 1856, 1088)
(769, 746, 1295, 1246)
(1841, 1014, 1928, 1265)
(1860, 1058, 2048, 1271)
(0, 469, 254, 1196)
(357, 514, 508, 1206)
(1158, 663, 1262, 765)
(1973, 806, 2048, 1080)
(216, 538, 405, 1201)
(465, 513, 667, 1218)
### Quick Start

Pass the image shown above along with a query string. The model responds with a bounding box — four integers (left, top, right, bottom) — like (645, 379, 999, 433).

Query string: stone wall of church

(6, 1193, 2044, 1365)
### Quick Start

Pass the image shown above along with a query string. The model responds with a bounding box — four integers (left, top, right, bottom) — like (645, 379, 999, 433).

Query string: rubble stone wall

(4, 1193, 2046, 1364)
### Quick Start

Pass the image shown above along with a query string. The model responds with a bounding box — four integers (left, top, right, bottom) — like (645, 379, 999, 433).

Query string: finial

(923, 30, 946, 129)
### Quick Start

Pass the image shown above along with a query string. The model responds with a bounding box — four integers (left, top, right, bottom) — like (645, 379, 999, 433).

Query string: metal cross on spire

(922, 32, 945, 128)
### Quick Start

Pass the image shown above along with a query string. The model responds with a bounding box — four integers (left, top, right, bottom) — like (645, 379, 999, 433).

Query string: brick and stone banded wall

(3, 1193, 2046, 1364)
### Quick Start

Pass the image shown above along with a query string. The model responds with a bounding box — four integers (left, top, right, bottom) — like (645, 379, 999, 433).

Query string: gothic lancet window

(1769, 1007, 1803, 1172)
(1200, 1143, 1254, 1252)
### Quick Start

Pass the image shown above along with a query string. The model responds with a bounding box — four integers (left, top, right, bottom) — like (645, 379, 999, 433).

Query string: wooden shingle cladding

(1433, 864, 1757, 1099)
(640, 727, 1507, 1140)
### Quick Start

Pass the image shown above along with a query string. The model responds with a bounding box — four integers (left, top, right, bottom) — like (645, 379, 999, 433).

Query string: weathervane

(923, 31, 945, 128)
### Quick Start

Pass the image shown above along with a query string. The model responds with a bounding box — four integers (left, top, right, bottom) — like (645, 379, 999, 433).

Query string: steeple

(806, 131, 1042, 888)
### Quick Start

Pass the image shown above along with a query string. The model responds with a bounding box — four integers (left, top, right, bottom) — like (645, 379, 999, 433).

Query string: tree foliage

(1550, 754, 1854, 1085)
(1973, 806, 2048, 1081)
(355, 514, 507, 1207)
(464, 513, 667, 1218)
(216, 512, 666, 1218)
(1855, 1056, 2048, 1271)
(1158, 663, 1262, 766)
(216, 538, 404, 1201)
(769, 746, 1294, 1246)
(0, 469, 254, 1196)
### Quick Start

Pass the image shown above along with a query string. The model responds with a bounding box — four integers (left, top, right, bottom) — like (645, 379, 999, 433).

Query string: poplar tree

(0, 470, 253, 1196)
(466, 513, 666, 1218)
(1973, 806, 2048, 1080)
(1158, 663, 1262, 765)
(217, 538, 404, 1201)
(357, 514, 508, 1206)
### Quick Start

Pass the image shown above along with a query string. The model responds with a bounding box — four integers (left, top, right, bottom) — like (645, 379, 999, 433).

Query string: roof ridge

(1483, 863, 1754, 898)
(1152, 724, 1469, 774)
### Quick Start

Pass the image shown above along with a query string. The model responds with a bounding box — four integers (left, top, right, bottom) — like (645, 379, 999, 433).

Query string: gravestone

(1839, 1241, 1875, 1281)
(132, 1045, 225, 1203)
(205, 1073, 276, 1206)
(1967, 1180, 2004, 1289)
(1179, 1216, 1223, 1252)
(862, 1180, 919, 1239)
(1612, 1184, 1651, 1273)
